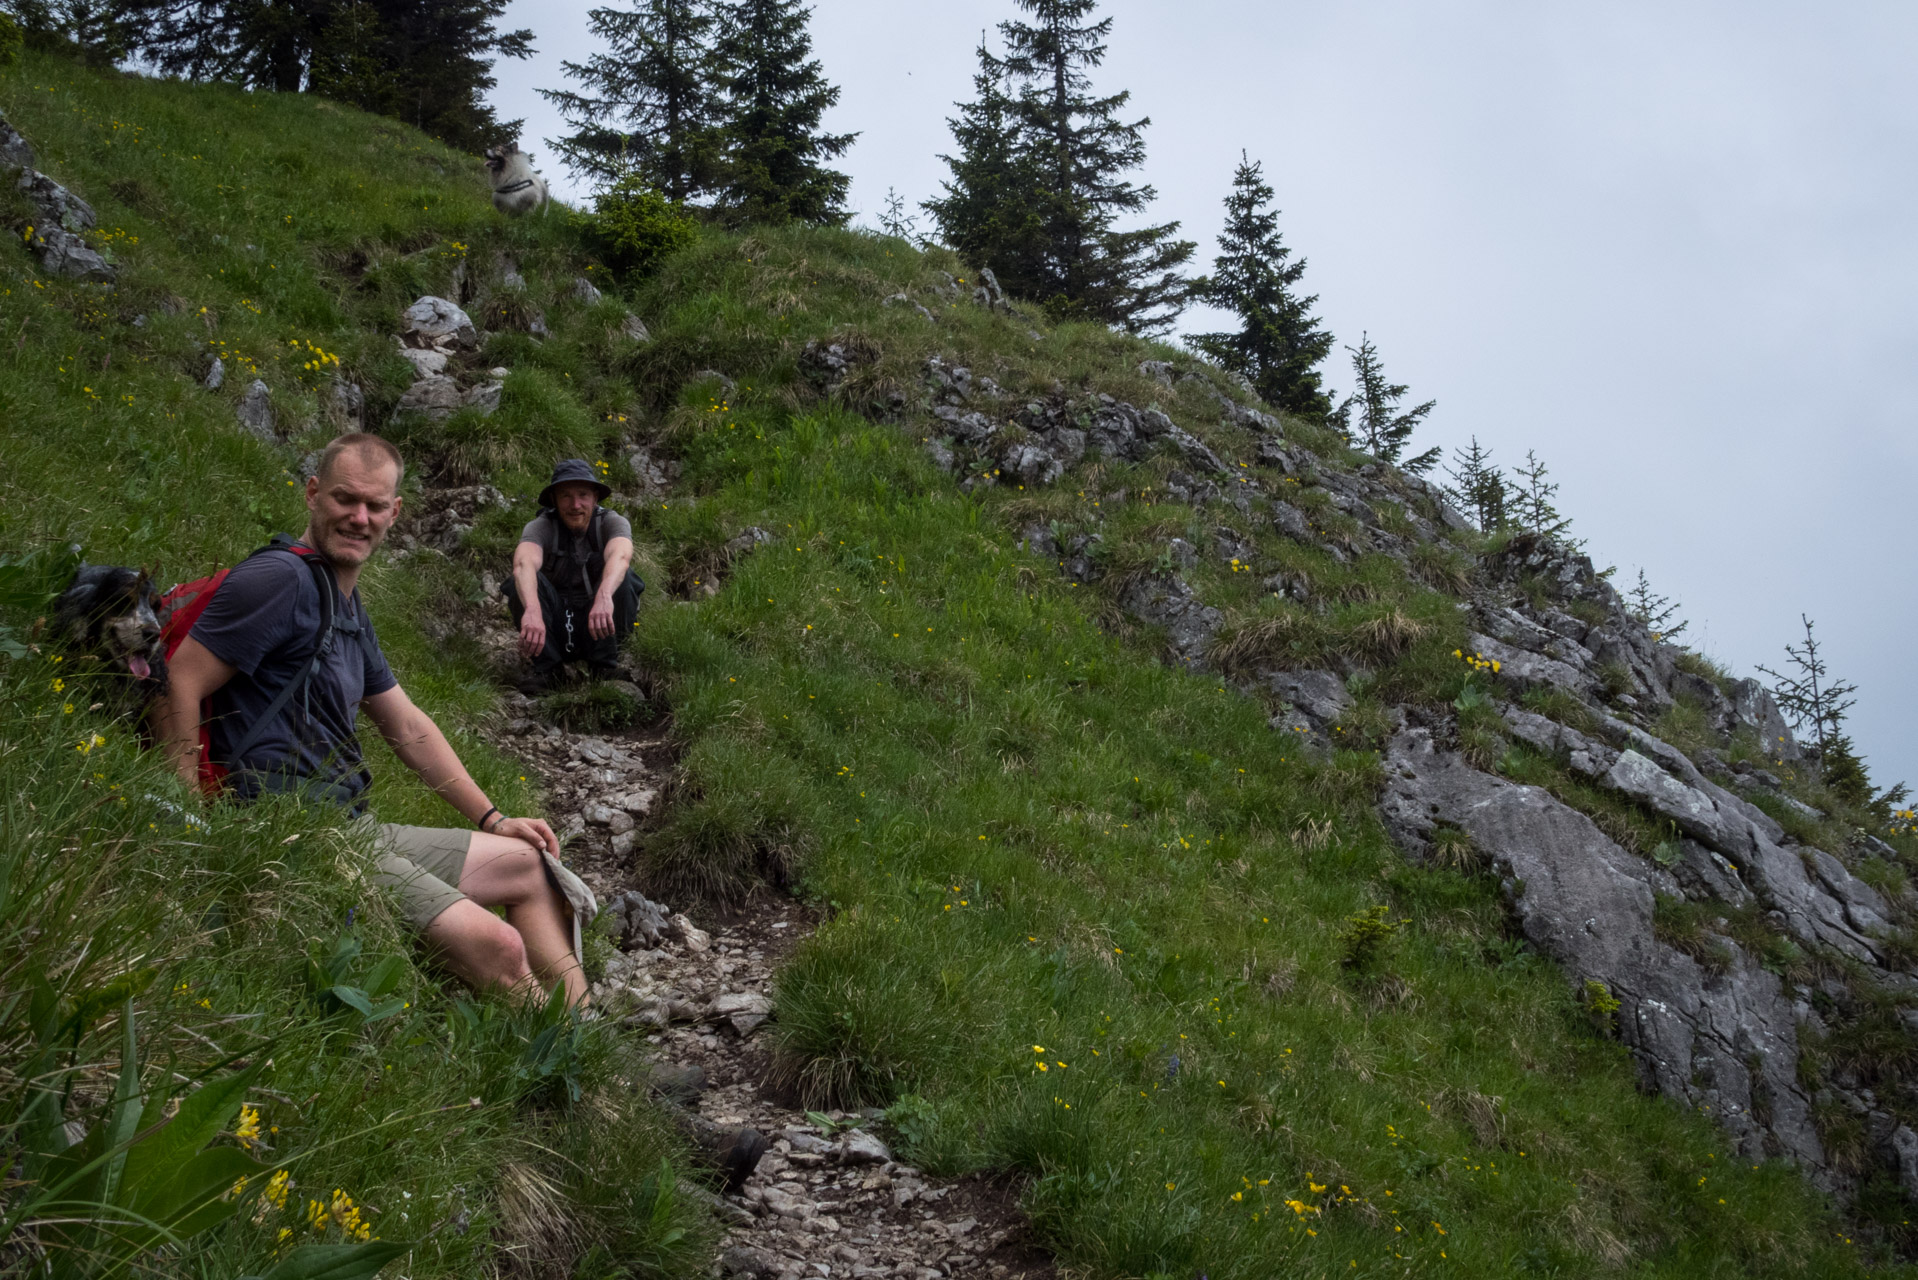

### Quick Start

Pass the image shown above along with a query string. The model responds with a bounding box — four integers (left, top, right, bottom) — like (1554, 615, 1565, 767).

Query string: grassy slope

(0, 49, 1907, 1280)
(0, 53, 709, 1276)
(618, 236, 1905, 1278)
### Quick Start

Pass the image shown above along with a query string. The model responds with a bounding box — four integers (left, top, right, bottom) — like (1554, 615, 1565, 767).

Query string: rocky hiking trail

(381, 282, 1912, 1256)
(391, 382, 1054, 1280)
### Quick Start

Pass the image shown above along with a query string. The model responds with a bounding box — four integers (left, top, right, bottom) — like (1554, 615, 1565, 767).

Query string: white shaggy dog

(484, 144, 548, 216)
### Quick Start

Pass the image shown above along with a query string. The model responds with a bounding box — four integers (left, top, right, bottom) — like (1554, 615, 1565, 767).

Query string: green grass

(0, 52, 708, 1276)
(1, 47, 1910, 1279)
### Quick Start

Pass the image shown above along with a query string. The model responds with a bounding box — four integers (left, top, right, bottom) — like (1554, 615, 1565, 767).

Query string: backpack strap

(223, 539, 336, 768)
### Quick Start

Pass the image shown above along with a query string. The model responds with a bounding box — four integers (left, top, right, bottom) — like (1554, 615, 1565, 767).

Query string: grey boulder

(402, 296, 478, 350)
(236, 380, 276, 442)
(1119, 574, 1221, 667)
(1380, 726, 1827, 1176)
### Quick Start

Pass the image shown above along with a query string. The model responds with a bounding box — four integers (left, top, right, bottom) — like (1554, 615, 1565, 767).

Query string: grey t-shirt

(519, 508, 631, 597)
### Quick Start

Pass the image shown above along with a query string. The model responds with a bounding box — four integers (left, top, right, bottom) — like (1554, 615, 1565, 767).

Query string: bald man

(155, 432, 590, 1006)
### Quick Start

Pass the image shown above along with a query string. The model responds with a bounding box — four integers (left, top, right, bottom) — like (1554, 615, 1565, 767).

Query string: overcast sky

(492, 1, 1918, 789)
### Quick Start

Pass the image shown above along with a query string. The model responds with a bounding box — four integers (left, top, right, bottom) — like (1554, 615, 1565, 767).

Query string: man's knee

(462, 834, 552, 904)
(485, 918, 531, 979)
(426, 900, 532, 988)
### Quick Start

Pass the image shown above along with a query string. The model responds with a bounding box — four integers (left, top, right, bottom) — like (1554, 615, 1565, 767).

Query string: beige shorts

(367, 823, 473, 929)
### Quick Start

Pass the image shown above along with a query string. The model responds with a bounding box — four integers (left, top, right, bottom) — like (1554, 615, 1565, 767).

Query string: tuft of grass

(540, 680, 654, 732)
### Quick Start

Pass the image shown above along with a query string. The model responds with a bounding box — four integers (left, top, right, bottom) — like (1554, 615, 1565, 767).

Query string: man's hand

(588, 591, 615, 640)
(518, 605, 547, 660)
(492, 815, 559, 857)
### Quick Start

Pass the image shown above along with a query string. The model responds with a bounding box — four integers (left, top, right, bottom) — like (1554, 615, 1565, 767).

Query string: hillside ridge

(2, 52, 1914, 1279)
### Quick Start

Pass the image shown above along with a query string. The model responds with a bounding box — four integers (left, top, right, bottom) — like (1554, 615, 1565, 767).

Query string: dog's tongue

(128, 655, 151, 680)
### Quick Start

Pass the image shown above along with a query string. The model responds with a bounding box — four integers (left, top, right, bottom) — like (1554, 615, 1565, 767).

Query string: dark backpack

(541, 505, 610, 597)
(156, 535, 368, 796)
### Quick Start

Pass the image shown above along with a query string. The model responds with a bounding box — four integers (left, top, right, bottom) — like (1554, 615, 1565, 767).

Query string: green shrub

(0, 13, 22, 66)
(1336, 904, 1404, 970)
(581, 177, 699, 278)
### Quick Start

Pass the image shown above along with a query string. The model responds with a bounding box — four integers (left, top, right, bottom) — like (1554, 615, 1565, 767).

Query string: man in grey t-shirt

(505, 458, 643, 691)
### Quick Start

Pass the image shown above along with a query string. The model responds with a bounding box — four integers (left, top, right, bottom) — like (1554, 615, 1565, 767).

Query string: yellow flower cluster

(286, 337, 341, 375)
(208, 338, 261, 376)
(236, 1104, 262, 1149)
(75, 732, 105, 756)
(305, 1189, 373, 1242)
(1029, 1043, 1067, 1073)
(1454, 648, 1501, 674)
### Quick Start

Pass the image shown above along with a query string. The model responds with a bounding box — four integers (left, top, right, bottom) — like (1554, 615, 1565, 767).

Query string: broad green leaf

(328, 985, 373, 1016)
(253, 1240, 411, 1280)
(363, 998, 406, 1024)
(100, 998, 144, 1205)
(361, 954, 406, 999)
(120, 1059, 259, 1195)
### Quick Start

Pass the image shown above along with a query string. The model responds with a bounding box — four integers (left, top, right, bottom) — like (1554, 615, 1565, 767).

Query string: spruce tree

(1336, 333, 1437, 472)
(924, 42, 1046, 291)
(1442, 437, 1506, 532)
(1624, 569, 1688, 645)
(1187, 152, 1334, 419)
(541, 0, 720, 198)
(877, 187, 918, 241)
(1757, 615, 1857, 759)
(926, 0, 1193, 335)
(707, 0, 854, 225)
(1508, 450, 1573, 541)
(120, 0, 531, 148)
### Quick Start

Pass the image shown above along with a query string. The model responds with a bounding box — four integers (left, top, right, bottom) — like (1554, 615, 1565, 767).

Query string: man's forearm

(513, 556, 543, 617)
(389, 707, 491, 823)
(594, 544, 634, 602)
(153, 686, 203, 787)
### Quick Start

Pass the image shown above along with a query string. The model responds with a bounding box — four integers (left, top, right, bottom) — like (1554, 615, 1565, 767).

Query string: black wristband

(477, 806, 501, 832)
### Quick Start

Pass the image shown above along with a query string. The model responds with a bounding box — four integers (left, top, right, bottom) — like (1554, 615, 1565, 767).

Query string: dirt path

(408, 484, 1053, 1279)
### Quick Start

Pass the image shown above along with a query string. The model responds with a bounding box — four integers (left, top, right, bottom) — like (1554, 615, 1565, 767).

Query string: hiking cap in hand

(538, 458, 612, 508)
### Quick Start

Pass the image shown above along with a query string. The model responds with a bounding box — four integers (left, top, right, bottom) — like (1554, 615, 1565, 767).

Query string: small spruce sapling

(1508, 450, 1574, 543)
(1336, 904, 1405, 971)
(1442, 436, 1506, 533)
(1750, 614, 1911, 809)
(1334, 333, 1438, 473)
(1756, 614, 1856, 758)
(1625, 569, 1689, 645)
(878, 186, 918, 241)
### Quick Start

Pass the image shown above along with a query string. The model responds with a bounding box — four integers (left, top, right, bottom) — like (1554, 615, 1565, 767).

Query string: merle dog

(54, 565, 170, 699)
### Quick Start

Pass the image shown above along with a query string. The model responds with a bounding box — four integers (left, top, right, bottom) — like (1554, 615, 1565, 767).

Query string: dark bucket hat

(538, 458, 612, 508)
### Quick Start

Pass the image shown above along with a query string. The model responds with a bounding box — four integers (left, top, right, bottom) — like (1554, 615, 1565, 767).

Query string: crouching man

(154, 433, 591, 1006)
(504, 458, 644, 693)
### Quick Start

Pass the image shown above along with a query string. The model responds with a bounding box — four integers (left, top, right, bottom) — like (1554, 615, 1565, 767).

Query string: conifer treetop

(708, 0, 855, 225)
(543, 0, 722, 198)
(1187, 152, 1335, 420)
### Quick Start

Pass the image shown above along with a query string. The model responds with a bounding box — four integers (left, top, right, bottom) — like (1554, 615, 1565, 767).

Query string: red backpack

(157, 536, 337, 796)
